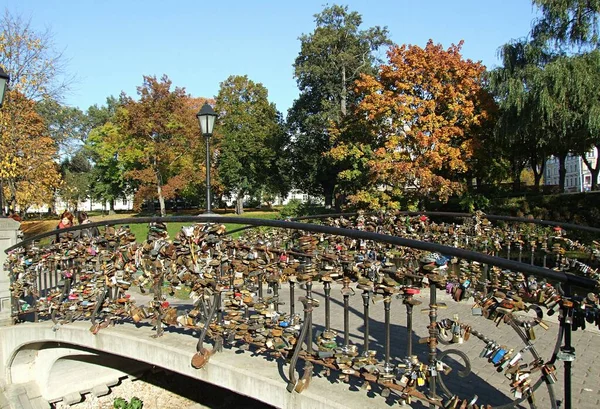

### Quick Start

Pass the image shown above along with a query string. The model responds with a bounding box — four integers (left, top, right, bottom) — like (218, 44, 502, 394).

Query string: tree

(288, 4, 390, 208)
(35, 99, 91, 155)
(536, 51, 600, 191)
(0, 9, 73, 101)
(0, 9, 72, 215)
(117, 75, 198, 216)
(0, 90, 61, 214)
(215, 75, 286, 214)
(532, 0, 600, 48)
(85, 97, 134, 213)
(329, 40, 495, 209)
(489, 40, 552, 192)
(569, 50, 600, 189)
(59, 148, 92, 211)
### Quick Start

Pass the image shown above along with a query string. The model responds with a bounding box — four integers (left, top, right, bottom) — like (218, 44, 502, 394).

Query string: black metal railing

(4, 212, 599, 409)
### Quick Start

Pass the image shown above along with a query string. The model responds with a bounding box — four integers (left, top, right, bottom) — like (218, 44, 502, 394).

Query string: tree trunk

(8, 179, 17, 214)
(50, 188, 57, 215)
(0, 178, 4, 216)
(341, 66, 347, 117)
(475, 177, 482, 191)
(157, 184, 166, 217)
(590, 168, 600, 191)
(155, 164, 166, 217)
(511, 160, 522, 192)
(334, 193, 345, 212)
(324, 184, 334, 209)
(235, 193, 244, 215)
(109, 199, 115, 215)
(558, 153, 567, 192)
(530, 154, 545, 193)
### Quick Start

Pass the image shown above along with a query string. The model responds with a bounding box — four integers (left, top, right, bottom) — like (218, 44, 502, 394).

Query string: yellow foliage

(0, 90, 62, 212)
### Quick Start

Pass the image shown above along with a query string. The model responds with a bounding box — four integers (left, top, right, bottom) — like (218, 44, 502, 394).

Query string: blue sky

(3, 1, 539, 115)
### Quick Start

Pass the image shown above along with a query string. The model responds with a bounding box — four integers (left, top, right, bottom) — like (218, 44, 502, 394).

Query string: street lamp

(196, 103, 218, 214)
(0, 66, 8, 216)
(0, 66, 9, 108)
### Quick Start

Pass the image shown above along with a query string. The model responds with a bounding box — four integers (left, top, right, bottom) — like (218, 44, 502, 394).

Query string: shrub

(279, 199, 303, 218)
(114, 397, 143, 409)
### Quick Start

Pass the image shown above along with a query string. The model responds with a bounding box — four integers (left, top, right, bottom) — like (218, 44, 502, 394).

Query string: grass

(20, 210, 282, 242)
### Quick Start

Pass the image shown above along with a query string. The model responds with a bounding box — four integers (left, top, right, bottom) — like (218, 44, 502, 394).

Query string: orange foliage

(331, 40, 495, 209)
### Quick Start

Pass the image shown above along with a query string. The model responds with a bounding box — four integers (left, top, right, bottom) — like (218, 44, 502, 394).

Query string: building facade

(544, 148, 598, 192)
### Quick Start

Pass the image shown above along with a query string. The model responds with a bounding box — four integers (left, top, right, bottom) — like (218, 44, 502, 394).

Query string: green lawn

(125, 211, 281, 241)
(21, 210, 282, 243)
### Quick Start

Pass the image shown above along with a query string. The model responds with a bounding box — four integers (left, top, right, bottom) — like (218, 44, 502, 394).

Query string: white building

(27, 195, 135, 214)
(544, 148, 599, 192)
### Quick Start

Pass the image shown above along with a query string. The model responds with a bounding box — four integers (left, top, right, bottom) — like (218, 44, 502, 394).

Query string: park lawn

(20, 210, 281, 243)
(130, 211, 281, 241)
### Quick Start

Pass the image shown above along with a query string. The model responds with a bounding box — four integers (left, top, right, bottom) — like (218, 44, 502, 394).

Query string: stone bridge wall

(0, 321, 381, 409)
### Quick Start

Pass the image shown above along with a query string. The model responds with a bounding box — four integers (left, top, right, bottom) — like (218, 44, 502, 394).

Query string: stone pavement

(292, 284, 600, 409)
(152, 282, 600, 409)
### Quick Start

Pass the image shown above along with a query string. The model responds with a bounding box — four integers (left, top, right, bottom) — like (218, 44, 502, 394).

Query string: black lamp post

(0, 66, 9, 216)
(0, 66, 9, 108)
(196, 103, 218, 214)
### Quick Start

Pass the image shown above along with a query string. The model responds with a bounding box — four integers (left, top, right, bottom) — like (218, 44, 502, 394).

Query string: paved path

(297, 284, 600, 409)
(146, 282, 599, 409)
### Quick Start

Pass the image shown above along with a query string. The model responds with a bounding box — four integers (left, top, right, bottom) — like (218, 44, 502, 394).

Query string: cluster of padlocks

(4, 211, 600, 408)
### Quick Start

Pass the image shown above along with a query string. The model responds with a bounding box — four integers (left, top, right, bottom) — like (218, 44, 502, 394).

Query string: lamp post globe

(0, 66, 9, 108)
(196, 103, 218, 214)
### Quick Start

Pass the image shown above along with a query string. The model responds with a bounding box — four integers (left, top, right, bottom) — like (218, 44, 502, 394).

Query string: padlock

(491, 348, 507, 365)
(535, 318, 549, 330)
(542, 364, 558, 384)
(525, 323, 536, 340)
(509, 352, 522, 367)
(463, 326, 471, 341)
(398, 374, 409, 387)
(471, 305, 483, 316)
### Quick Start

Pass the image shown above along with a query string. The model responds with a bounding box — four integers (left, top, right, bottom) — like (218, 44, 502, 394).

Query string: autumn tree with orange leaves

(329, 40, 496, 210)
(117, 75, 208, 217)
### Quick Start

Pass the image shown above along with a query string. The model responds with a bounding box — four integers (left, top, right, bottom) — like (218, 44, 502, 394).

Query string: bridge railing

(3, 212, 600, 409)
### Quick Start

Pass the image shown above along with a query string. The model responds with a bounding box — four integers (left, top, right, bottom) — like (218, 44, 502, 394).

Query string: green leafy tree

(489, 40, 552, 192)
(532, 0, 600, 48)
(59, 148, 92, 211)
(215, 75, 286, 214)
(86, 121, 132, 213)
(567, 50, 600, 189)
(35, 99, 90, 153)
(288, 4, 390, 208)
(537, 51, 600, 191)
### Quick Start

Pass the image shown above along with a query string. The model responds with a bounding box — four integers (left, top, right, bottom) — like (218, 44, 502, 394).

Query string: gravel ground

(51, 369, 274, 409)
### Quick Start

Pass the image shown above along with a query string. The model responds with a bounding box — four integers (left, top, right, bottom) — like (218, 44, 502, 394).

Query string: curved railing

(4, 212, 599, 409)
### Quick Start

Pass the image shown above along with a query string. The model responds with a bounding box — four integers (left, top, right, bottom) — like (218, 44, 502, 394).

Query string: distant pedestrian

(77, 211, 100, 238)
(8, 212, 21, 222)
(57, 211, 74, 229)
(55, 210, 75, 242)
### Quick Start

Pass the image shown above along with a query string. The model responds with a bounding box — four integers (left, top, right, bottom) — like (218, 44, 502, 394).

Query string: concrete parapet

(0, 218, 20, 327)
(0, 322, 389, 409)
(91, 384, 110, 398)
